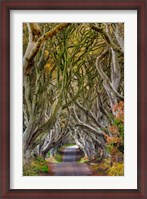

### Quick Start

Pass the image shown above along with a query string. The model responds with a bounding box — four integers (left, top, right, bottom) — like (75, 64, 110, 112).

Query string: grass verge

(48, 151, 63, 163)
(23, 156, 49, 176)
(89, 158, 124, 176)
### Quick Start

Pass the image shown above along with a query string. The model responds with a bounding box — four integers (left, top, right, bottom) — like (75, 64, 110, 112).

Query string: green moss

(47, 151, 50, 157)
(48, 151, 63, 163)
(23, 156, 49, 176)
(54, 153, 63, 162)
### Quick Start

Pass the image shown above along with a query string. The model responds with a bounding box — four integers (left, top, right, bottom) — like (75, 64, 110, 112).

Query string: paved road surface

(52, 146, 92, 176)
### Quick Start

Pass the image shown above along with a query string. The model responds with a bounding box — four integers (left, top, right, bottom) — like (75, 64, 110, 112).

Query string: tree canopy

(23, 23, 124, 167)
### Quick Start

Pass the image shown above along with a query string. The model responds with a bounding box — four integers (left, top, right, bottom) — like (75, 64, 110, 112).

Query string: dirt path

(51, 146, 92, 176)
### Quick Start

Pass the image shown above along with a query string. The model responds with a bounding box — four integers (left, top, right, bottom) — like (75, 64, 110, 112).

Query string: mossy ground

(48, 152, 63, 163)
(47, 148, 64, 163)
(23, 156, 49, 176)
(89, 158, 124, 176)
(77, 156, 89, 163)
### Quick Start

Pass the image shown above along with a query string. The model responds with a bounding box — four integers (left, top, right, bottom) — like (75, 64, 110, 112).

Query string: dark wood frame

(0, 0, 146, 198)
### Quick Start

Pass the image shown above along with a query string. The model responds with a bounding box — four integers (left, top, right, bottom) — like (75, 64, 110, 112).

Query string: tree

(23, 23, 70, 162)
(23, 23, 124, 165)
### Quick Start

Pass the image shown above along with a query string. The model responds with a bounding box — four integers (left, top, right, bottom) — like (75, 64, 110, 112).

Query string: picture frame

(0, 0, 146, 198)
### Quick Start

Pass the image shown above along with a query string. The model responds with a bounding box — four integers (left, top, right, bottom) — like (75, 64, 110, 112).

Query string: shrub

(107, 162, 124, 176)
(23, 156, 49, 176)
(106, 101, 124, 160)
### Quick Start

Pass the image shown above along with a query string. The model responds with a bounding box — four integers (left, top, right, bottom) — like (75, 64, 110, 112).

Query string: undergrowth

(107, 162, 124, 176)
(78, 156, 89, 163)
(48, 152, 63, 163)
(23, 156, 49, 176)
(54, 153, 63, 162)
(90, 158, 124, 176)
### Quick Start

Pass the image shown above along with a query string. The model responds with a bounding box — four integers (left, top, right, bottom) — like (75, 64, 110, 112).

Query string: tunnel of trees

(23, 22, 124, 174)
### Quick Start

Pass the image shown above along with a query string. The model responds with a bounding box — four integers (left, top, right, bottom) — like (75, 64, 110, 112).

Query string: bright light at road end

(67, 145, 79, 148)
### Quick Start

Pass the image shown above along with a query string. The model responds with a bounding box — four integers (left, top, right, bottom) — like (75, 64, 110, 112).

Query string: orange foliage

(109, 125, 119, 135)
(113, 101, 124, 123)
(105, 135, 121, 144)
(105, 101, 124, 163)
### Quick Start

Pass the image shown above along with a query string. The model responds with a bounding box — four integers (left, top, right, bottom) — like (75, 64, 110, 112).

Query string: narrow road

(52, 146, 92, 176)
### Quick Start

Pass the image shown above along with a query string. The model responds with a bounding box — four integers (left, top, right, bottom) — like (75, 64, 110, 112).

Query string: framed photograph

(0, 0, 146, 198)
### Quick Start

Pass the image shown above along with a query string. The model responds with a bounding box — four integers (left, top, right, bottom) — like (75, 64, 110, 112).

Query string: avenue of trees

(23, 22, 124, 168)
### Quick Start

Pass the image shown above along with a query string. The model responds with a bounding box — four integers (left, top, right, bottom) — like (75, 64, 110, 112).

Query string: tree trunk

(23, 148, 31, 165)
